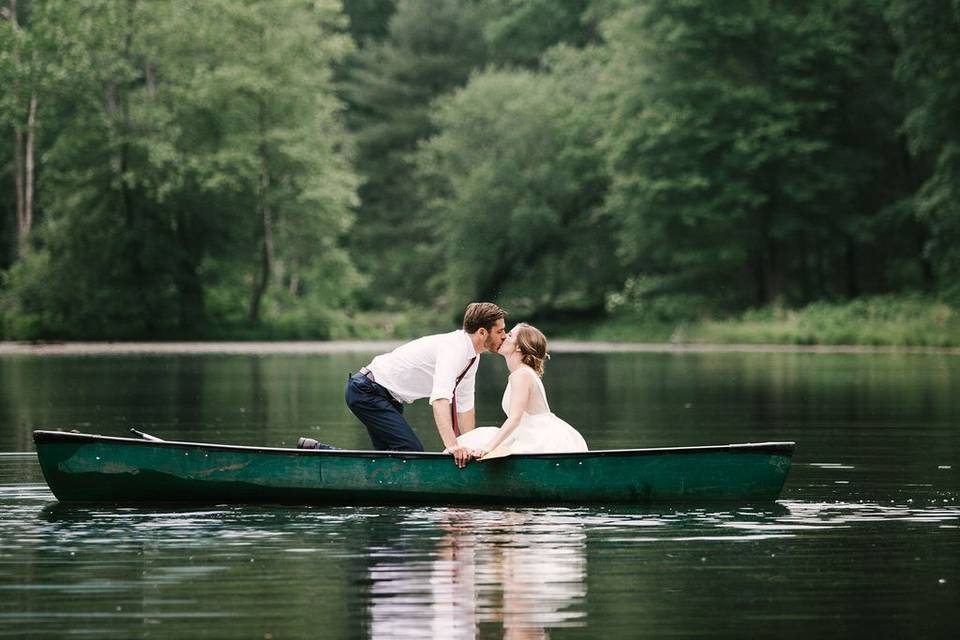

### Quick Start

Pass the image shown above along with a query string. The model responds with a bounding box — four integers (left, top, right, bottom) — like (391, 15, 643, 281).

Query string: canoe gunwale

(32, 430, 796, 459)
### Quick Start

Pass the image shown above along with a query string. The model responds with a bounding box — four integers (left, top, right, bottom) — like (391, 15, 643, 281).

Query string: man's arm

(432, 399, 475, 468)
(457, 408, 475, 433)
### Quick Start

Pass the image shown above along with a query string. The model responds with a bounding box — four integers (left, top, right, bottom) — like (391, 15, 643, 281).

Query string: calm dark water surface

(1, 350, 958, 638)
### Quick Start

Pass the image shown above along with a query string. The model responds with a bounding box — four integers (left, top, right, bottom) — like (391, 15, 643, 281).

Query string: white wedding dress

(455, 366, 587, 453)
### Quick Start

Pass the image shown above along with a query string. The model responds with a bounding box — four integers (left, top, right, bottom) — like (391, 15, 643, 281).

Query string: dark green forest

(1, 0, 959, 342)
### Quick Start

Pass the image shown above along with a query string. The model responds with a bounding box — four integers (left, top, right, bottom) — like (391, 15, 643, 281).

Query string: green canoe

(33, 430, 795, 505)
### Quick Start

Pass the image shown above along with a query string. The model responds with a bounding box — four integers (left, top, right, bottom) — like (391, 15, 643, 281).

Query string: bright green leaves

(417, 49, 613, 315)
(1, 0, 359, 338)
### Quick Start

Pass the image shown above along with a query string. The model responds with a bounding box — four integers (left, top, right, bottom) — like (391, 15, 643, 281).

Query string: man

(341, 302, 506, 468)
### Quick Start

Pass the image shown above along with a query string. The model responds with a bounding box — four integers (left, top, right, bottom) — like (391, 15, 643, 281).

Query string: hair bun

(515, 323, 548, 377)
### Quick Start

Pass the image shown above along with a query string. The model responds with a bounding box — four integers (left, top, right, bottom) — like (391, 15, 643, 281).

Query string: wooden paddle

(480, 443, 513, 461)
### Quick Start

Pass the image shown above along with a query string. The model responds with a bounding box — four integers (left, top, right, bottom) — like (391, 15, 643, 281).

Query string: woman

(454, 323, 587, 455)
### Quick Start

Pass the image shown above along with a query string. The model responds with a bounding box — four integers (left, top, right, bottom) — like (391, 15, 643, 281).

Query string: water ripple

(2, 457, 959, 640)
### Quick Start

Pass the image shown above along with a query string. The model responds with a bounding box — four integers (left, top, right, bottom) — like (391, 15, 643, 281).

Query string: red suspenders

(450, 357, 477, 437)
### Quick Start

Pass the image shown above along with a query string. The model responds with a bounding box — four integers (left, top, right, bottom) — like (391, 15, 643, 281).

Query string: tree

(887, 0, 960, 298)
(1, 0, 359, 338)
(341, 0, 607, 310)
(342, 0, 396, 47)
(599, 0, 916, 311)
(1, 0, 43, 257)
(480, 0, 597, 68)
(171, 0, 358, 325)
(417, 48, 615, 318)
(339, 0, 489, 308)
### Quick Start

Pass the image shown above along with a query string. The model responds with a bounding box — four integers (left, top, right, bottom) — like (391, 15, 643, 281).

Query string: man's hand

(448, 444, 476, 469)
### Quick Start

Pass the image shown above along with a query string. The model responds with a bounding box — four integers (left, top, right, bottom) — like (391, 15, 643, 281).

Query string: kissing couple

(299, 302, 587, 467)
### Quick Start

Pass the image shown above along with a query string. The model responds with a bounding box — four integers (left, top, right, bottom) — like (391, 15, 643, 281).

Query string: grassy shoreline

(3, 295, 959, 349)
(554, 296, 960, 348)
(3, 340, 959, 356)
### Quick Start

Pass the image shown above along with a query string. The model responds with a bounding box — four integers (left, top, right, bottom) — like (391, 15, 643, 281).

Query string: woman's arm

(480, 371, 532, 453)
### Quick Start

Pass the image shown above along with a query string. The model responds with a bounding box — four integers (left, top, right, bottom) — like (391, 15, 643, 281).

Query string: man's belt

(359, 367, 375, 382)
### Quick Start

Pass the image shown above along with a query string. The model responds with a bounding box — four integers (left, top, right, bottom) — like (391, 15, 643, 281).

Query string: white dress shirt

(366, 330, 479, 411)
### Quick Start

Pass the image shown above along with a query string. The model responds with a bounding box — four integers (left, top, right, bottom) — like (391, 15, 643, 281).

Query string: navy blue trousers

(344, 373, 425, 451)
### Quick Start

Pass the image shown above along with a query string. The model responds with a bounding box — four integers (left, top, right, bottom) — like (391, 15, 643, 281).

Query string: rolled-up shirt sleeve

(429, 347, 462, 406)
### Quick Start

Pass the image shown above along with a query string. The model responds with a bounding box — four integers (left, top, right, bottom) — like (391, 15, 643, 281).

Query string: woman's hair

(515, 323, 549, 377)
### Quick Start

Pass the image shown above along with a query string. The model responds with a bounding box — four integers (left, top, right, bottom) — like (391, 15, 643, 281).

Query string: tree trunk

(764, 235, 783, 304)
(145, 62, 157, 95)
(11, 93, 36, 258)
(14, 126, 24, 247)
(898, 135, 937, 290)
(288, 267, 300, 297)
(844, 236, 860, 298)
(120, 5, 135, 228)
(749, 224, 781, 306)
(478, 248, 512, 303)
(248, 98, 274, 324)
(112, 0, 153, 332)
(176, 262, 205, 332)
(919, 247, 935, 290)
(815, 230, 827, 297)
(9, 0, 27, 255)
(20, 92, 37, 251)
(174, 205, 206, 333)
(750, 251, 767, 307)
(799, 228, 811, 303)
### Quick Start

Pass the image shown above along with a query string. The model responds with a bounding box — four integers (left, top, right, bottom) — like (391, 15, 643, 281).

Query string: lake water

(1, 347, 958, 638)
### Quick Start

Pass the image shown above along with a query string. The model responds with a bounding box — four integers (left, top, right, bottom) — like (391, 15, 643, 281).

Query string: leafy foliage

(887, 0, 960, 300)
(599, 0, 922, 310)
(1, 0, 358, 338)
(338, 0, 490, 308)
(481, 0, 597, 68)
(417, 48, 614, 317)
(1, 0, 959, 340)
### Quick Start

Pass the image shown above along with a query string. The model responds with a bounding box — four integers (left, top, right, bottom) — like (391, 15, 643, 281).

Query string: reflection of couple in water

(367, 510, 587, 640)
(329, 302, 586, 464)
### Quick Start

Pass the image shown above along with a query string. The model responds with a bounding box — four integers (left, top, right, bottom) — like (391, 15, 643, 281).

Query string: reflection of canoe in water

(33, 430, 795, 505)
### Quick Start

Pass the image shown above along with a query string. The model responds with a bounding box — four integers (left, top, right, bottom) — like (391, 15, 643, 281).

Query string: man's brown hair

(462, 302, 506, 333)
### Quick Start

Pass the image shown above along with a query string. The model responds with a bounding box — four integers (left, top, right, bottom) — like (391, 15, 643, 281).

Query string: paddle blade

(480, 444, 513, 461)
(130, 428, 164, 442)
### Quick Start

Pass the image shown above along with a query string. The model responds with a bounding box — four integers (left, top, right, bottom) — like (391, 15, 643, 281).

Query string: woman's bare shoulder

(508, 367, 536, 384)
